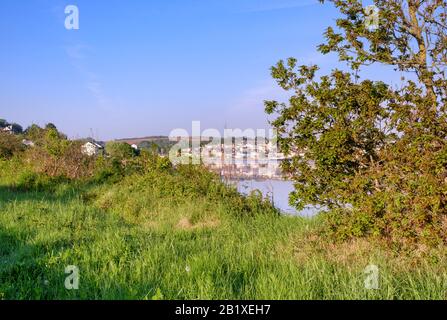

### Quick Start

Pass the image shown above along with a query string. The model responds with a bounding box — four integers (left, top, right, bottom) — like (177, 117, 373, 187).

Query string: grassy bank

(0, 159, 446, 300)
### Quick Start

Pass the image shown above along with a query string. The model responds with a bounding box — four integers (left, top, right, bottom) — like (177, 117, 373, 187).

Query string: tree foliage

(10, 123, 23, 134)
(0, 133, 23, 159)
(266, 0, 447, 246)
(106, 142, 136, 160)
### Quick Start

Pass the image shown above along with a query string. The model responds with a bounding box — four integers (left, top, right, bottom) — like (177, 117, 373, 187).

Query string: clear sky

(1, 0, 393, 140)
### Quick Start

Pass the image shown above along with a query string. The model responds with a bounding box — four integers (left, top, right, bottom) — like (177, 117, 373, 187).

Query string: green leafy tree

(11, 123, 23, 134)
(266, 0, 447, 245)
(139, 141, 160, 154)
(106, 142, 136, 160)
(44, 128, 69, 157)
(24, 123, 66, 144)
(24, 124, 45, 142)
(45, 123, 57, 131)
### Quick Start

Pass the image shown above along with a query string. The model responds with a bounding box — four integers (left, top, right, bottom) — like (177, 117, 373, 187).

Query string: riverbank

(0, 159, 446, 299)
(226, 178, 319, 216)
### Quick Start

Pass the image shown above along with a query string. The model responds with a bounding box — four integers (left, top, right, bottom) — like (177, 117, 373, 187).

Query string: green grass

(0, 160, 446, 300)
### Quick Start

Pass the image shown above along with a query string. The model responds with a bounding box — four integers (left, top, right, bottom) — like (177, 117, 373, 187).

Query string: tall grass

(0, 159, 446, 300)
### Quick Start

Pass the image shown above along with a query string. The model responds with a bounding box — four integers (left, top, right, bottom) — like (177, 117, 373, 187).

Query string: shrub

(105, 142, 136, 160)
(14, 170, 69, 192)
(91, 157, 124, 184)
(0, 133, 23, 159)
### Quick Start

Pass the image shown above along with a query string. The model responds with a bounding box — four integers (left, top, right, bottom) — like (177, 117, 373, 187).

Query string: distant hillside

(114, 136, 210, 145)
(114, 136, 170, 145)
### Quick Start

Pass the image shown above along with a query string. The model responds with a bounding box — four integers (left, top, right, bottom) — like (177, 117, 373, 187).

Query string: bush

(24, 139, 96, 180)
(265, 1, 447, 247)
(105, 142, 136, 160)
(0, 133, 23, 159)
(14, 170, 69, 192)
(91, 158, 124, 184)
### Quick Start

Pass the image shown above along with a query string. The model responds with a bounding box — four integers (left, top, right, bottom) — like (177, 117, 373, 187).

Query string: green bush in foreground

(265, 0, 447, 246)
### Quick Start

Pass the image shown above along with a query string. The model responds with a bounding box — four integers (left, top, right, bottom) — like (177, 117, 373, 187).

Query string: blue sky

(1, 0, 394, 140)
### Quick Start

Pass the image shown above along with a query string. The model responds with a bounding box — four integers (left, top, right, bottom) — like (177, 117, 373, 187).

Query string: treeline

(0, 120, 171, 185)
(138, 139, 177, 155)
(0, 121, 94, 180)
(0, 119, 277, 220)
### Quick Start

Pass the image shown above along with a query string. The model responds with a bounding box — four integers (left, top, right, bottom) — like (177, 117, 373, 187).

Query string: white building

(81, 141, 104, 157)
(1, 125, 13, 134)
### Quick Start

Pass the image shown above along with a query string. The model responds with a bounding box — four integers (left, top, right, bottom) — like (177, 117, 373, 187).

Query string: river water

(229, 179, 319, 217)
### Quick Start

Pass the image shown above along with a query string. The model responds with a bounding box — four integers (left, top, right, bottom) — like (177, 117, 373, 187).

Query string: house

(1, 125, 13, 134)
(81, 141, 104, 157)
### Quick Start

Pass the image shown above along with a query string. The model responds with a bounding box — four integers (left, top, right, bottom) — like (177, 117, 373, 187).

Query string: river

(229, 179, 319, 217)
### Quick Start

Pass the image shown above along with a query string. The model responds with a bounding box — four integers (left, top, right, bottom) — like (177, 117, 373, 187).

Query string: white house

(1, 125, 13, 134)
(81, 141, 104, 157)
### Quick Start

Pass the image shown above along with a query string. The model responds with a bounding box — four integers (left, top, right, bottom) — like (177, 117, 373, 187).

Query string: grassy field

(0, 159, 446, 300)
